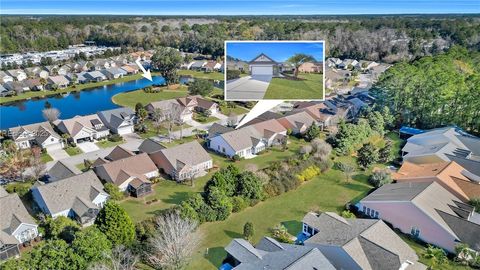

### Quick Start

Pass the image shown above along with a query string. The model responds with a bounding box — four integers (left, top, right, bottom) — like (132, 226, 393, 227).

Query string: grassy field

(0, 73, 148, 104)
(178, 70, 224, 81)
(65, 146, 82, 156)
(95, 139, 124, 148)
(111, 86, 189, 108)
(188, 160, 372, 269)
(193, 113, 218, 123)
(263, 73, 324, 100)
(219, 104, 249, 116)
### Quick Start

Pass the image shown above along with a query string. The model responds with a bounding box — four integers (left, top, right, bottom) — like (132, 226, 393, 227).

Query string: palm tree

(287, 53, 315, 79)
(39, 77, 47, 91)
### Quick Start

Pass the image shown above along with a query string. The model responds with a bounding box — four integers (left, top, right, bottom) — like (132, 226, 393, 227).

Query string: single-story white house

(248, 53, 278, 76)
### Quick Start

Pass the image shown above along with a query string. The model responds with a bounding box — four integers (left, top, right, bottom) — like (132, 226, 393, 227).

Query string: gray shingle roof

(304, 212, 421, 270)
(207, 123, 234, 139)
(138, 138, 166, 154)
(150, 140, 211, 170)
(33, 170, 107, 215)
(47, 161, 80, 182)
(0, 193, 37, 245)
(225, 237, 335, 270)
(97, 107, 135, 129)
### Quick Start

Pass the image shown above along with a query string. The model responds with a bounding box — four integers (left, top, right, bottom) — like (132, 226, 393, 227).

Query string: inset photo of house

(225, 41, 324, 100)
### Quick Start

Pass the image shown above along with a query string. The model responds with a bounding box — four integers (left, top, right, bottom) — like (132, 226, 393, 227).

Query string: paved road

(226, 75, 272, 100)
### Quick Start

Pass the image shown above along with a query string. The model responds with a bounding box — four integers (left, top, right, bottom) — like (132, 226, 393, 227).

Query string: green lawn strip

(178, 70, 224, 81)
(161, 136, 198, 147)
(111, 86, 189, 108)
(263, 73, 323, 100)
(400, 235, 472, 270)
(40, 152, 53, 163)
(65, 147, 82, 156)
(0, 73, 151, 104)
(188, 167, 372, 269)
(193, 112, 219, 123)
(95, 139, 125, 149)
(219, 104, 249, 116)
(75, 163, 89, 172)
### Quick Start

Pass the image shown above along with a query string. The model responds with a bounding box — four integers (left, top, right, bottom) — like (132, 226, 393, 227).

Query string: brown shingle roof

(96, 153, 158, 186)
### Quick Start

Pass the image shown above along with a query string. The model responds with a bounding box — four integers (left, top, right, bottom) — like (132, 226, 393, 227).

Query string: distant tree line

(372, 46, 480, 135)
(1, 15, 479, 61)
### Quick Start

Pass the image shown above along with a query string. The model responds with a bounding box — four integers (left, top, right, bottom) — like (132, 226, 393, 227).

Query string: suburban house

(302, 212, 425, 270)
(277, 111, 317, 134)
(84, 71, 107, 82)
(8, 121, 64, 151)
(202, 61, 222, 72)
(70, 61, 89, 73)
(54, 114, 110, 143)
(149, 141, 212, 181)
(293, 101, 348, 131)
(0, 71, 14, 83)
(91, 59, 111, 70)
(393, 161, 480, 202)
(145, 99, 193, 123)
(358, 181, 480, 253)
(25, 67, 49, 79)
(32, 171, 109, 226)
(190, 61, 207, 70)
(176, 95, 219, 115)
(298, 62, 323, 73)
(6, 69, 27, 81)
(101, 67, 127, 80)
(24, 78, 44, 91)
(402, 127, 480, 177)
(224, 237, 335, 270)
(4, 81, 30, 94)
(93, 149, 159, 197)
(248, 53, 278, 76)
(207, 123, 234, 144)
(46, 161, 81, 182)
(227, 60, 248, 72)
(120, 64, 139, 75)
(250, 119, 288, 146)
(0, 84, 13, 97)
(97, 107, 136, 135)
(47, 75, 70, 89)
(0, 190, 39, 261)
(137, 138, 166, 154)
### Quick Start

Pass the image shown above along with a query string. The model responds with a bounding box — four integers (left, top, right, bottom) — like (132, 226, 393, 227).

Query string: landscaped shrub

(341, 210, 356, 218)
(296, 165, 321, 182)
(226, 69, 241, 80)
(270, 224, 293, 244)
(104, 183, 124, 201)
(108, 134, 123, 142)
(243, 222, 254, 241)
(231, 196, 248, 213)
(231, 154, 241, 161)
(368, 169, 392, 188)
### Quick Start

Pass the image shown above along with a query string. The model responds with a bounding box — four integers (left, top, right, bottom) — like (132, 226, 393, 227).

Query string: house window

(363, 206, 366, 213)
(410, 227, 420, 238)
(51, 138, 54, 142)
(303, 223, 308, 233)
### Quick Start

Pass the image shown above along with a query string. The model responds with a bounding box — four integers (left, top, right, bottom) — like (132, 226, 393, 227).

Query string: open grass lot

(218, 104, 249, 116)
(263, 73, 324, 100)
(95, 139, 124, 148)
(111, 86, 189, 108)
(0, 73, 147, 104)
(193, 112, 218, 123)
(64, 146, 82, 156)
(188, 161, 372, 269)
(178, 70, 224, 81)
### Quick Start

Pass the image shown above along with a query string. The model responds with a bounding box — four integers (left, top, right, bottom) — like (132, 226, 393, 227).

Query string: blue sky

(2, 0, 479, 15)
(227, 42, 324, 62)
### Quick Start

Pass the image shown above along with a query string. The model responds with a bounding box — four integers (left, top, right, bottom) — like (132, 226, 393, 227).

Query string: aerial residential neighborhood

(1, 3, 480, 270)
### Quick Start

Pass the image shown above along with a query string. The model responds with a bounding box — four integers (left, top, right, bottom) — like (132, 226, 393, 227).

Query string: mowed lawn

(188, 166, 372, 270)
(178, 70, 225, 81)
(111, 86, 189, 108)
(263, 73, 324, 99)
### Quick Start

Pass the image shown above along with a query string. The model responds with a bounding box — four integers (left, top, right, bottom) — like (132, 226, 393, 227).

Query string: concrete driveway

(49, 149, 70, 160)
(226, 75, 272, 100)
(77, 141, 100, 153)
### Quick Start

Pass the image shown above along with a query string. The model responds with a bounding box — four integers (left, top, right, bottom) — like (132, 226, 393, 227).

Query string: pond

(0, 76, 219, 130)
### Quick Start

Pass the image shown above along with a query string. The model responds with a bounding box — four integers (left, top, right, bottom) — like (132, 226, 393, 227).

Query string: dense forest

(1, 15, 479, 62)
(372, 46, 480, 134)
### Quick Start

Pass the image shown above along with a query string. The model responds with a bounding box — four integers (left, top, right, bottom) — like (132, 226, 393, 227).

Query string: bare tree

(42, 108, 61, 122)
(337, 162, 355, 183)
(152, 108, 164, 135)
(148, 211, 201, 270)
(89, 246, 138, 270)
(30, 147, 46, 180)
(311, 139, 332, 161)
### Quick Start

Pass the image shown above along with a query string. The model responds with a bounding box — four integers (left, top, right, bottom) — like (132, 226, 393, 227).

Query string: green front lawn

(0, 73, 149, 104)
(95, 139, 125, 148)
(111, 86, 189, 108)
(193, 113, 218, 123)
(263, 73, 324, 100)
(188, 161, 372, 269)
(178, 70, 224, 81)
(65, 147, 82, 156)
(219, 104, 249, 116)
(40, 152, 53, 163)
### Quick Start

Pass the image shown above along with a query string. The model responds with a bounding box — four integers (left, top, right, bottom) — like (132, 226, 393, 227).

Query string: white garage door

(251, 66, 273, 76)
(45, 142, 63, 152)
(117, 126, 133, 135)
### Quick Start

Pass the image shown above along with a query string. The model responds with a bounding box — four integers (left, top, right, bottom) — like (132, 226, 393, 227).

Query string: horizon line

(2, 13, 480, 16)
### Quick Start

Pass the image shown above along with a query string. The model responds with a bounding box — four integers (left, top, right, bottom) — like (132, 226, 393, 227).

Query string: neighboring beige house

(149, 141, 212, 181)
(298, 62, 323, 73)
(54, 114, 110, 143)
(31, 171, 109, 226)
(0, 189, 39, 261)
(292, 101, 348, 131)
(358, 182, 480, 253)
(277, 111, 317, 134)
(302, 212, 425, 270)
(47, 75, 70, 89)
(5, 69, 27, 81)
(8, 121, 64, 151)
(145, 96, 220, 123)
